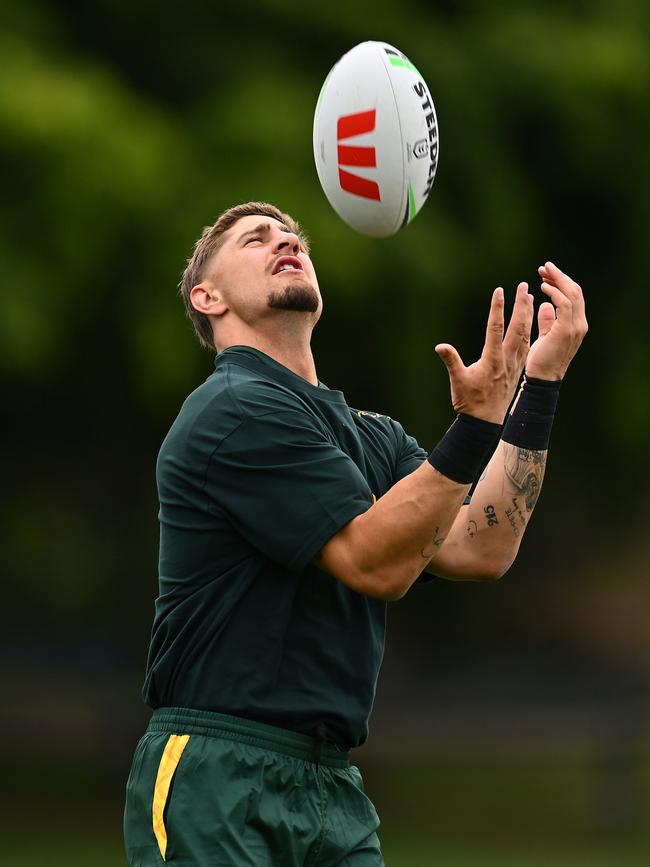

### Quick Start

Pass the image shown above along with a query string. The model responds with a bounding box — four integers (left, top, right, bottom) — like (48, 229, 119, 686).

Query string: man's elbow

(379, 581, 410, 602)
(315, 546, 412, 601)
(354, 564, 413, 601)
(472, 557, 513, 581)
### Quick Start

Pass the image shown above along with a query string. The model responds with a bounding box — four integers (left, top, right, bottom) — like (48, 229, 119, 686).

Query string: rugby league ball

(313, 41, 439, 238)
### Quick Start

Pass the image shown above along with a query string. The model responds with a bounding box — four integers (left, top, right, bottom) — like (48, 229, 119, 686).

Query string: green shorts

(123, 707, 384, 866)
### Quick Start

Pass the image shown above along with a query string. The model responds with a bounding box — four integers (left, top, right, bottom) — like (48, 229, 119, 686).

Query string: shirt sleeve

(391, 420, 428, 482)
(392, 419, 472, 503)
(204, 410, 374, 572)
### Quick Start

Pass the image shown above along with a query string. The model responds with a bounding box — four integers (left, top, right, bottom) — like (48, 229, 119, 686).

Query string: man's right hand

(435, 282, 534, 424)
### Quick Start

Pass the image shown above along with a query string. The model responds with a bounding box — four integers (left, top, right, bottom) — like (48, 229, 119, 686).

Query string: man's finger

(538, 262, 581, 297)
(537, 301, 556, 338)
(540, 281, 574, 322)
(483, 287, 505, 357)
(435, 343, 465, 379)
(542, 261, 587, 327)
(503, 282, 533, 358)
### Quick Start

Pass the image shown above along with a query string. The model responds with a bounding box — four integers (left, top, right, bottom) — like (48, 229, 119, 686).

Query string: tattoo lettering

(484, 504, 499, 527)
(513, 496, 527, 527)
(421, 526, 445, 559)
(503, 444, 547, 511)
(466, 520, 478, 538)
(504, 515, 518, 536)
(504, 496, 528, 538)
(518, 448, 545, 464)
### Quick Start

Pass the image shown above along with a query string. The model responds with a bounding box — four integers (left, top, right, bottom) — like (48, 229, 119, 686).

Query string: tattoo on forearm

(504, 497, 527, 536)
(466, 519, 478, 537)
(503, 444, 547, 512)
(484, 504, 499, 527)
(421, 526, 445, 558)
(504, 500, 519, 536)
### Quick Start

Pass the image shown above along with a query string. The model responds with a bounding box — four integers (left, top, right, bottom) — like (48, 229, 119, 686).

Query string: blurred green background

(2, 0, 649, 864)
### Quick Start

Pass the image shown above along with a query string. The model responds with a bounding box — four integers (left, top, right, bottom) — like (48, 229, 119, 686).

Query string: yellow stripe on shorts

(152, 733, 190, 861)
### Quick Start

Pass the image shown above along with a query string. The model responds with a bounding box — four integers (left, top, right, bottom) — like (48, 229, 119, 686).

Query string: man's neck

(220, 329, 318, 386)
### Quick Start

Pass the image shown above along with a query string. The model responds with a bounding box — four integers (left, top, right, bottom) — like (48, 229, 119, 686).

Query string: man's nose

(272, 232, 301, 256)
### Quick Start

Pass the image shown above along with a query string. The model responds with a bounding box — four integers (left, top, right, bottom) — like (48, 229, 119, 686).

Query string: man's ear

(190, 281, 228, 317)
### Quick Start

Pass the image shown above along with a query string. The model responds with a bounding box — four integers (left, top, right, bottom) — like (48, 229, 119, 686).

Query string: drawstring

(312, 722, 328, 767)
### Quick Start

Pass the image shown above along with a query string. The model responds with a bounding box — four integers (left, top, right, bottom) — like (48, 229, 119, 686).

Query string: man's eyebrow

(237, 222, 271, 243)
(236, 222, 294, 244)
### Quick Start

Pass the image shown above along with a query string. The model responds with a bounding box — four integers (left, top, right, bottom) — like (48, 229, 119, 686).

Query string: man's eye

(245, 237, 262, 245)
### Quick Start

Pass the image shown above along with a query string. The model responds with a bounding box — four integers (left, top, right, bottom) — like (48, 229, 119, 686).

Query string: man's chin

(267, 282, 320, 313)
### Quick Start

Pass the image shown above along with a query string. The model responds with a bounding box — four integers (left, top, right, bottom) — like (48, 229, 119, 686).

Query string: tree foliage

(2, 0, 648, 645)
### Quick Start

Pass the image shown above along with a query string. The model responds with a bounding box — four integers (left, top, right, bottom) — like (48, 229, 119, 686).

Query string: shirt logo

(356, 410, 386, 420)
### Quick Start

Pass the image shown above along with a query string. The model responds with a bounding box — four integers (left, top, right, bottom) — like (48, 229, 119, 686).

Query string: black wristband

(428, 414, 502, 485)
(501, 375, 561, 451)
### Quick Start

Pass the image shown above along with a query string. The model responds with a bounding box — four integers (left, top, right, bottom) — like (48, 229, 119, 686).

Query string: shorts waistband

(148, 707, 351, 768)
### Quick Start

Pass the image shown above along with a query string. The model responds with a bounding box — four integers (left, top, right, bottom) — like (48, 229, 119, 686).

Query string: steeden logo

(337, 110, 381, 201)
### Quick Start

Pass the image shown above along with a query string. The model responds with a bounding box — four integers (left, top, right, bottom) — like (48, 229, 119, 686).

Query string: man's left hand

(525, 262, 588, 381)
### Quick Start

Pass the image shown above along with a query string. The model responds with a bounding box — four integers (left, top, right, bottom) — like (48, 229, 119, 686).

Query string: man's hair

(179, 201, 310, 350)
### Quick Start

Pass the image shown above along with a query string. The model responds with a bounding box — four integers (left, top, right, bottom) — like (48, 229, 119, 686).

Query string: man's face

(206, 214, 322, 325)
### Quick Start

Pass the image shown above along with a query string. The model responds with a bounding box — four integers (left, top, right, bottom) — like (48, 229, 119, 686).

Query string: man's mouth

(272, 256, 304, 276)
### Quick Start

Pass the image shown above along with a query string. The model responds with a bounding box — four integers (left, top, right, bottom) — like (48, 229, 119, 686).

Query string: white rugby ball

(313, 41, 439, 238)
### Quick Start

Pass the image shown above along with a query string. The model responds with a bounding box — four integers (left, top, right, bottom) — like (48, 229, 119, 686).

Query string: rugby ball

(313, 41, 439, 238)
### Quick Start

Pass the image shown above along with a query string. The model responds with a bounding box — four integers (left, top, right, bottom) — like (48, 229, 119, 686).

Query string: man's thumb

(435, 343, 463, 375)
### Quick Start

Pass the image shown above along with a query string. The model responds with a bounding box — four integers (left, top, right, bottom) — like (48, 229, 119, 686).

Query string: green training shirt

(143, 346, 427, 747)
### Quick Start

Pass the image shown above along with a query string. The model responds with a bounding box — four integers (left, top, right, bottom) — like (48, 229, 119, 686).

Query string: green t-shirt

(143, 346, 427, 747)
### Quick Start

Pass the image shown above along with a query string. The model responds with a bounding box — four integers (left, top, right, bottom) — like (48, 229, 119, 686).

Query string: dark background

(2, 1, 649, 864)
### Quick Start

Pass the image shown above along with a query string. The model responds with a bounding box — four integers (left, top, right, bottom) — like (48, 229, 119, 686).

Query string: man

(124, 201, 587, 866)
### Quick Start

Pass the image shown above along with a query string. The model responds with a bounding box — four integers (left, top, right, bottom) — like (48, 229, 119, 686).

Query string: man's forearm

(501, 441, 547, 515)
(315, 460, 471, 600)
(426, 440, 547, 579)
(469, 438, 547, 557)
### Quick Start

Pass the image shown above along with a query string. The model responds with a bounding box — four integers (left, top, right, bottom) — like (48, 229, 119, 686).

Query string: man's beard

(267, 281, 319, 313)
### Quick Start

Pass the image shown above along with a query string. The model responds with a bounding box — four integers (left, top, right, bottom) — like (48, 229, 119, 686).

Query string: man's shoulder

(162, 363, 312, 456)
(205, 363, 324, 428)
(349, 407, 406, 440)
